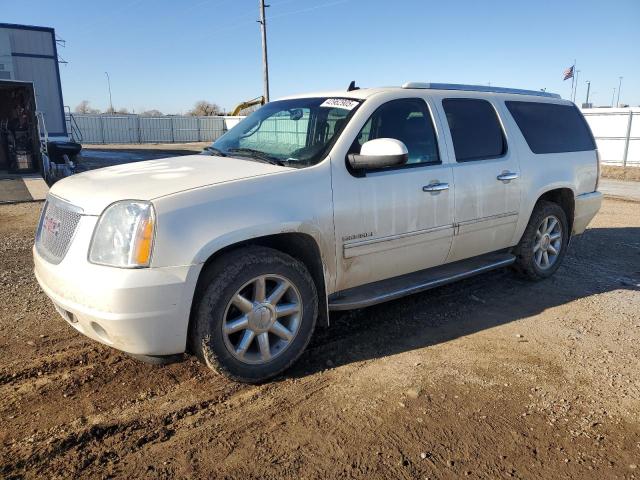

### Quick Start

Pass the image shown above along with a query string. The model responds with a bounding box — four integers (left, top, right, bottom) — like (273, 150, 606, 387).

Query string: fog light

(54, 304, 77, 324)
(90, 322, 113, 344)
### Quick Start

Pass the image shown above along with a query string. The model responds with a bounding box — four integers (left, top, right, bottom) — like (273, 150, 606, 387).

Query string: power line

(269, 0, 352, 21)
(206, 0, 352, 36)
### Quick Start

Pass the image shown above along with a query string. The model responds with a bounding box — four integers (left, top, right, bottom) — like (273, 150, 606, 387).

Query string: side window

(352, 98, 440, 165)
(442, 98, 506, 162)
(505, 101, 596, 154)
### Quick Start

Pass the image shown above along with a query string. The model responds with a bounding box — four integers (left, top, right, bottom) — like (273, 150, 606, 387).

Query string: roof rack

(401, 82, 561, 99)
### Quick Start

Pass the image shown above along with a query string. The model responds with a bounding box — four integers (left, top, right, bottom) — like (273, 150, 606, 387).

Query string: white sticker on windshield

(320, 98, 360, 110)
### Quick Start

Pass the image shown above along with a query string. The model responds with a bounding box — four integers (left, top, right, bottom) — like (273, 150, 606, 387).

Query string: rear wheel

(513, 201, 569, 280)
(191, 246, 318, 383)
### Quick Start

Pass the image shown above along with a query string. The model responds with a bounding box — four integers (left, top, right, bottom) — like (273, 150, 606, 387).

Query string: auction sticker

(320, 98, 360, 110)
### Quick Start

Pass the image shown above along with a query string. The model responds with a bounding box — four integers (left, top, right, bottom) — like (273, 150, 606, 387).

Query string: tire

(513, 201, 569, 280)
(190, 246, 318, 383)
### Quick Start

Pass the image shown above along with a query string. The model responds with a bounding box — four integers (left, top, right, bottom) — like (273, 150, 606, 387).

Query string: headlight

(89, 201, 156, 268)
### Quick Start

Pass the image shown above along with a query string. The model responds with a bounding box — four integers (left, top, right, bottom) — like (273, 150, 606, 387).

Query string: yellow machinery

(230, 96, 265, 116)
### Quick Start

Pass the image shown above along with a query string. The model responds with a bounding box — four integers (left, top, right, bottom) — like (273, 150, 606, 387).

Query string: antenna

(347, 81, 359, 92)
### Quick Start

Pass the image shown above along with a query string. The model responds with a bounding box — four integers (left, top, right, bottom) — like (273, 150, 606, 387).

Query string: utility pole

(585, 81, 591, 106)
(105, 71, 114, 113)
(616, 76, 622, 107)
(258, 0, 270, 103)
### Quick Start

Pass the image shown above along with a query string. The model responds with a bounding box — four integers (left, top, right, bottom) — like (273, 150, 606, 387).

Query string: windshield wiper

(227, 148, 285, 166)
(202, 146, 227, 157)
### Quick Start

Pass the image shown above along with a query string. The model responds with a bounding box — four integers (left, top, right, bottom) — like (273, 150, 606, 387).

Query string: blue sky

(3, 0, 639, 113)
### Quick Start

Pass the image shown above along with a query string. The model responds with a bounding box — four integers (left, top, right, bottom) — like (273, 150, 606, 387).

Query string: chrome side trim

(456, 211, 519, 237)
(343, 224, 453, 259)
(457, 211, 519, 228)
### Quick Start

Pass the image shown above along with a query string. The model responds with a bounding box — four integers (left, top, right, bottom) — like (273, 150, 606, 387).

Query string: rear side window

(442, 98, 506, 162)
(505, 101, 596, 154)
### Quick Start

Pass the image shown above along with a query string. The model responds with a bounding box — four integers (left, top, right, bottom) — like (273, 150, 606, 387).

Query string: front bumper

(33, 215, 202, 356)
(573, 191, 603, 235)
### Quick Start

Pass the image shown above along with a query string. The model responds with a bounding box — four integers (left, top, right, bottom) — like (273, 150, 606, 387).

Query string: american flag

(563, 65, 574, 81)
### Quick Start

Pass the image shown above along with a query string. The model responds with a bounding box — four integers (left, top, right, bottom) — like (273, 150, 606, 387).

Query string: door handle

(497, 172, 519, 182)
(422, 182, 449, 192)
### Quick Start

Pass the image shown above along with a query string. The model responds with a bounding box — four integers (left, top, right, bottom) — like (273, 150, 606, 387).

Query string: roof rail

(401, 82, 561, 99)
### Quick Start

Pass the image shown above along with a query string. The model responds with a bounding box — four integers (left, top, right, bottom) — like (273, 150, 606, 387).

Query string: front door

(437, 96, 521, 262)
(331, 97, 455, 291)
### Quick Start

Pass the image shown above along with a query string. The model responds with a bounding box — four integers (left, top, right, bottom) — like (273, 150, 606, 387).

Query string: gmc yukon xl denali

(34, 83, 602, 382)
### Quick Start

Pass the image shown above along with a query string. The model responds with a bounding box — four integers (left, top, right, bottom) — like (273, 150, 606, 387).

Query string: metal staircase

(64, 106, 83, 143)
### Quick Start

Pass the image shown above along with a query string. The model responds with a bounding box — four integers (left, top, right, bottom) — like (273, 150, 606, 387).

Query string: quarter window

(505, 101, 596, 154)
(352, 98, 440, 166)
(442, 98, 507, 162)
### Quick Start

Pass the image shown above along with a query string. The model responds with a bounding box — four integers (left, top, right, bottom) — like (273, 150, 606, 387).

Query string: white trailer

(0, 22, 79, 184)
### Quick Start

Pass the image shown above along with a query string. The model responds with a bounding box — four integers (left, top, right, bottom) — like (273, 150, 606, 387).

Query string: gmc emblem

(43, 216, 61, 237)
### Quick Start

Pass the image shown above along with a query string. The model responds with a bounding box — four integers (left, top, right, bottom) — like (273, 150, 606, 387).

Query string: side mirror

(347, 138, 408, 170)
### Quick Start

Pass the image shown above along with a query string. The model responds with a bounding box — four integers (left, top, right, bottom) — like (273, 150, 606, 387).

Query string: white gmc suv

(34, 83, 602, 382)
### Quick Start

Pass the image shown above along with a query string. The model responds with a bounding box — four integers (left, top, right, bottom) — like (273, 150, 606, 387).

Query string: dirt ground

(602, 166, 640, 182)
(0, 198, 639, 479)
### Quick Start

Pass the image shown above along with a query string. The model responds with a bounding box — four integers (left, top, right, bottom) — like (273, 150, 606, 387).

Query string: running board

(328, 252, 515, 311)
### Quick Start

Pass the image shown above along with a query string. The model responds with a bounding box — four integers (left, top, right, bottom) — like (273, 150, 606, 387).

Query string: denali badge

(342, 232, 374, 242)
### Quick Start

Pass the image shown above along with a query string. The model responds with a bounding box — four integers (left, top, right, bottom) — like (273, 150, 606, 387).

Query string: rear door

(437, 96, 521, 262)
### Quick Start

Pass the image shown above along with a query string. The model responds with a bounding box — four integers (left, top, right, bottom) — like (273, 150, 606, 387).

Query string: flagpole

(571, 59, 577, 102)
(570, 66, 575, 100)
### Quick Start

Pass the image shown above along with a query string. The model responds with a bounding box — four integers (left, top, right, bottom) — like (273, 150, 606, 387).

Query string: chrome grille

(36, 196, 83, 264)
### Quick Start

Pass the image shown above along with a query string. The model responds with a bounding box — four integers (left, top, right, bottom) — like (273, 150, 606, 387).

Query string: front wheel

(190, 246, 318, 383)
(513, 201, 569, 280)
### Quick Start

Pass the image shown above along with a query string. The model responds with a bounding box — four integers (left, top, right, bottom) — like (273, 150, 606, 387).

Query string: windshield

(206, 97, 361, 168)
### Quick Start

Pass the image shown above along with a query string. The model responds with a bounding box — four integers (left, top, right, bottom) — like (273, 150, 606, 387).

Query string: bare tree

(140, 109, 164, 117)
(74, 100, 100, 114)
(187, 100, 222, 116)
(116, 108, 129, 114)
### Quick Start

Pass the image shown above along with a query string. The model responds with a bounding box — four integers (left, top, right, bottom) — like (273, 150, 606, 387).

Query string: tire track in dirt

(1, 199, 639, 479)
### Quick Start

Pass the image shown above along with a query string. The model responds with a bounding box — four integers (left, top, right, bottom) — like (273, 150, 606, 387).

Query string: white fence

(581, 108, 638, 167)
(66, 114, 244, 144)
(66, 109, 639, 167)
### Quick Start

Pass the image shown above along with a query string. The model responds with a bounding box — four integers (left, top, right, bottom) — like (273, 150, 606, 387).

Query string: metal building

(0, 22, 67, 139)
(1, 23, 78, 197)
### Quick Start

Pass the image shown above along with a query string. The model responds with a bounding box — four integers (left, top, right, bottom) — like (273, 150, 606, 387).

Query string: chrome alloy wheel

(534, 215, 562, 270)
(222, 274, 302, 365)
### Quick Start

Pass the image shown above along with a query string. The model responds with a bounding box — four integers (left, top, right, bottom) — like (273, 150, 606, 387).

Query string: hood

(49, 154, 288, 215)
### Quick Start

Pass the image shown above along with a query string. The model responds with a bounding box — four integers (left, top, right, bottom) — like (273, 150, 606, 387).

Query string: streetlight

(616, 76, 623, 107)
(585, 81, 591, 106)
(611, 88, 616, 107)
(105, 72, 114, 114)
(573, 70, 581, 102)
